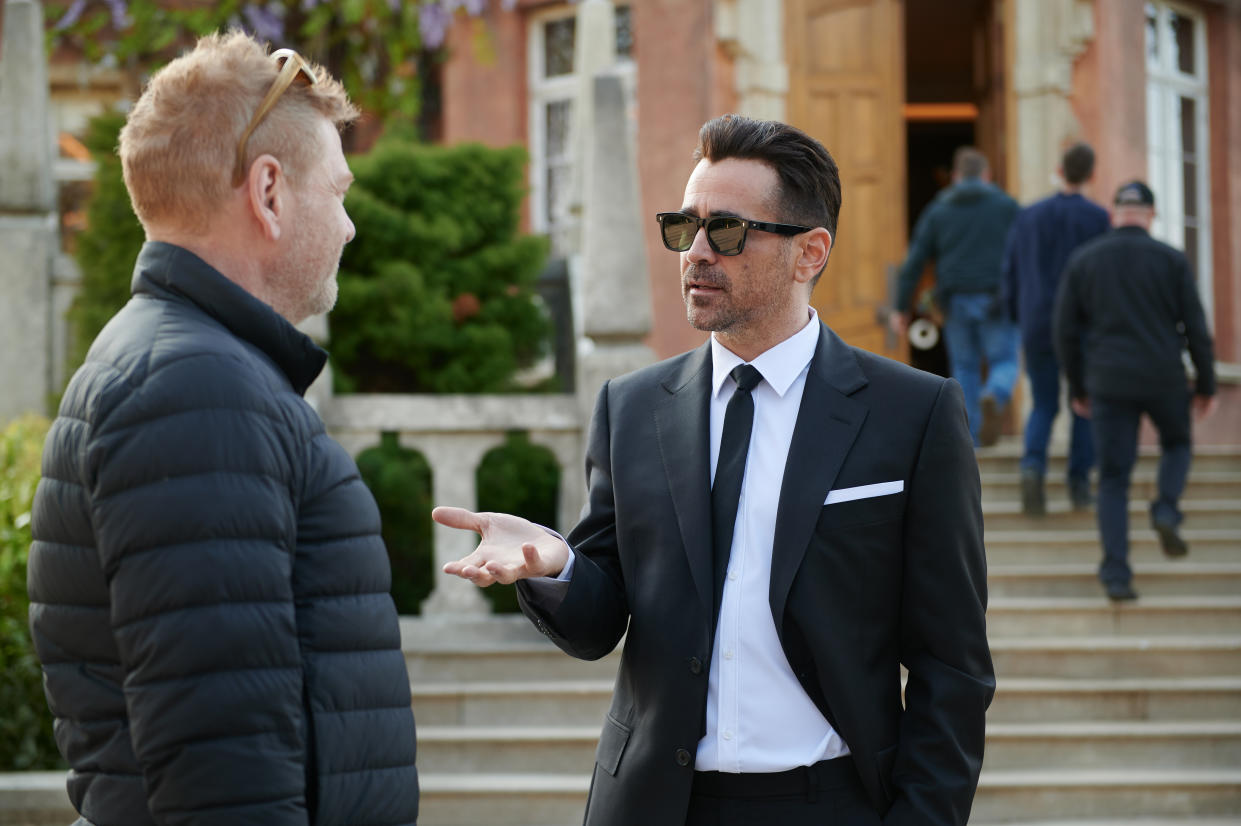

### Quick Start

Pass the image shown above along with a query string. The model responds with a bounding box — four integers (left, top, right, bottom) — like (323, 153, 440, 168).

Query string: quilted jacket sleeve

(86, 352, 310, 825)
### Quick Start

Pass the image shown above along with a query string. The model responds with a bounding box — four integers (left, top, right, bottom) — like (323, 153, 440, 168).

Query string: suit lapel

(653, 343, 715, 619)
(769, 324, 869, 635)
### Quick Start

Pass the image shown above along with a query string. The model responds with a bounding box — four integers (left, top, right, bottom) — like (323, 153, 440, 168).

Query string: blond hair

(119, 30, 359, 232)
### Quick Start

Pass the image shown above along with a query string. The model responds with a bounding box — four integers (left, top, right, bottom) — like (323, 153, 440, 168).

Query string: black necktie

(711, 363, 763, 627)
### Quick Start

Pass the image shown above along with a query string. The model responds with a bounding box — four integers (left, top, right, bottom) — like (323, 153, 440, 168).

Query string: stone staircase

(4, 446, 1239, 825)
(407, 444, 1241, 825)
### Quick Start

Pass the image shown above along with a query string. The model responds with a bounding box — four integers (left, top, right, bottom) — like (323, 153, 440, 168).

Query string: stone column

(414, 433, 498, 616)
(1010, 0, 1095, 201)
(715, 0, 789, 121)
(576, 72, 655, 406)
(0, 0, 55, 422)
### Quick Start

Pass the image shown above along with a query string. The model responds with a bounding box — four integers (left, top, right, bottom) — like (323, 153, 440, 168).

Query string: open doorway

(900, 0, 1004, 378)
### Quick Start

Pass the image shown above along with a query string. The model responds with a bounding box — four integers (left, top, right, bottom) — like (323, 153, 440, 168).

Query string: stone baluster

(411, 433, 500, 617)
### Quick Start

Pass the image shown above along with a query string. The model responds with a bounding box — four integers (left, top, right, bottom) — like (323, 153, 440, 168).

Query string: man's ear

(793, 227, 832, 285)
(246, 154, 286, 241)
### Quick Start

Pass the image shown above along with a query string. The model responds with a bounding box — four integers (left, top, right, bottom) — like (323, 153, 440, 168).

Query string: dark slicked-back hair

(953, 146, 989, 179)
(1061, 142, 1096, 185)
(693, 114, 842, 241)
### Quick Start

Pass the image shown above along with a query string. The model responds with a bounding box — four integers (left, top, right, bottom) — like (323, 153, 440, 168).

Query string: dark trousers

(1021, 346, 1093, 481)
(1091, 391, 1192, 585)
(685, 757, 880, 826)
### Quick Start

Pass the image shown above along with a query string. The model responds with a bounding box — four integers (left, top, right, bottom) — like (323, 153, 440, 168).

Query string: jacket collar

(131, 241, 328, 396)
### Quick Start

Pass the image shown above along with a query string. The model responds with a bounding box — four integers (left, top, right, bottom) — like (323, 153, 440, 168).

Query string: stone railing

(321, 392, 586, 618)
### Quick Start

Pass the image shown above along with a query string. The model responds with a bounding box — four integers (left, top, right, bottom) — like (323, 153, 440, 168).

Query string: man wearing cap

(1053, 180, 1216, 601)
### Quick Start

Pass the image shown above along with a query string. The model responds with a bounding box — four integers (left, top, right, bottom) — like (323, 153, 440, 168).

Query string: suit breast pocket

(819, 492, 906, 530)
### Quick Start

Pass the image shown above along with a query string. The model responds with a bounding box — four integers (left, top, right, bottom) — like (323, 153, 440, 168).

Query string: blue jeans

(1021, 346, 1094, 481)
(1091, 391, 1192, 586)
(943, 293, 1020, 445)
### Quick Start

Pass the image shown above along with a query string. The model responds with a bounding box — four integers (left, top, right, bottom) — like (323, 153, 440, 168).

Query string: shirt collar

(711, 308, 820, 400)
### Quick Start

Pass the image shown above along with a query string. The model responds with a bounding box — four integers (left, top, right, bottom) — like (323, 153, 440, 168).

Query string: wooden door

(785, 0, 906, 358)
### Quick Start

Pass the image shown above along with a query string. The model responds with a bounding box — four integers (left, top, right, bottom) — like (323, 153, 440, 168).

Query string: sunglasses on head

(655, 212, 814, 256)
(232, 48, 319, 187)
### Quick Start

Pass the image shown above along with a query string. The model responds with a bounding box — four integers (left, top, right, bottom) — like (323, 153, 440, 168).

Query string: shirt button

(688, 657, 702, 675)
(723, 730, 733, 741)
(724, 649, 734, 660)
(728, 570, 738, 581)
(674, 748, 692, 767)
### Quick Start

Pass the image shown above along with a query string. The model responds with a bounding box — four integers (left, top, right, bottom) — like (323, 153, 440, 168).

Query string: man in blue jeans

(1002, 143, 1110, 514)
(893, 147, 1020, 446)
(1054, 181, 1216, 601)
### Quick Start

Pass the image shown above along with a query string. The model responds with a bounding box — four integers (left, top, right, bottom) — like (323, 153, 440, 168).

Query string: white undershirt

(697, 308, 849, 772)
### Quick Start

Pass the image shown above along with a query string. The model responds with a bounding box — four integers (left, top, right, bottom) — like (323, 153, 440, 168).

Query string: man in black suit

(434, 115, 993, 826)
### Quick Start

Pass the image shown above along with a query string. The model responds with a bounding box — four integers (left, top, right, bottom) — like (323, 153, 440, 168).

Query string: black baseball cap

(1114, 180, 1155, 207)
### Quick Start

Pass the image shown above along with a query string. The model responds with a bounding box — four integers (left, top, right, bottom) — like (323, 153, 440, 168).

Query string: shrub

(476, 432, 561, 614)
(331, 139, 551, 393)
(0, 416, 63, 770)
(67, 111, 145, 370)
(355, 434, 434, 615)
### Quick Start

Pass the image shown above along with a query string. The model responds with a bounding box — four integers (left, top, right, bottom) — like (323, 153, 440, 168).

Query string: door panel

(786, 0, 906, 359)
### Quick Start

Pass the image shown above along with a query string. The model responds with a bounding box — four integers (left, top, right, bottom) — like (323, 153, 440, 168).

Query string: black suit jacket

(518, 323, 993, 826)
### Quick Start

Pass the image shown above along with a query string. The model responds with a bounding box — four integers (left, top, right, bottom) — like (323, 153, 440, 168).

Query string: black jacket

(1054, 226, 1215, 401)
(895, 178, 1019, 312)
(517, 324, 993, 826)
(28, 242, 418, 826)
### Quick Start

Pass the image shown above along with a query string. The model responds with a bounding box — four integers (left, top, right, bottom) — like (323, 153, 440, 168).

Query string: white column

(0, 0, 55, 423)
(716, 0, 789, 121)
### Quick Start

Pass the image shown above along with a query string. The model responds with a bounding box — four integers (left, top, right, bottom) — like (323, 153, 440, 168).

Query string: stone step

(980, 470, 1241, 503)
(981, 499, 1241, 531)
(411, 679, 613, 727)
(407, 642, 620, 684)
(982, 720, 1241, 771)
(417, 726, 598, 774)
(990, 636, 1241, 678)
(414, 720, 1241, 776)
(988, 677, 1241, 723)
(974, 445, 1241, 474)
(974, 820, 1241, 826)
(418, 773, 588, 826)
(986, 562, 1241, 598)
(983, 527, 1241, 560)
(971, 768, 1241, 819)
(986, 595, 1241, 637)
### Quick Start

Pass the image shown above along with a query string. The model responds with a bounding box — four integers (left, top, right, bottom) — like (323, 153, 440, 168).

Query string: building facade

(438, 0, 1241, 443)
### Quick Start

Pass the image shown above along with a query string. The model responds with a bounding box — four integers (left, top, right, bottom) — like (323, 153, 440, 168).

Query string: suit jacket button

(674, 748, 691, 767)
(688, 657, 702, 675)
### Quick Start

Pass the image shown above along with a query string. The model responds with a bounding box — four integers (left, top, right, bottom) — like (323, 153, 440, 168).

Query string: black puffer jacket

(28, 242, 418, 826)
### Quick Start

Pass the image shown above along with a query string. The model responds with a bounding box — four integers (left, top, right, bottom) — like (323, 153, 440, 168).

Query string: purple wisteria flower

(103, 0, 130, 29)
(418, 2, 451, 49)
(54, 0, 89, 30)
(242, 4, 285, 44)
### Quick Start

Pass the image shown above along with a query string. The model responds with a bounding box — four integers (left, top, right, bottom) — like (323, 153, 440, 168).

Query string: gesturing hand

(432, 506, 571, 587)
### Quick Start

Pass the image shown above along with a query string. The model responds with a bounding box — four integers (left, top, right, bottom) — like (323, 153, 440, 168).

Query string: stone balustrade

(322, 392, 585, 617)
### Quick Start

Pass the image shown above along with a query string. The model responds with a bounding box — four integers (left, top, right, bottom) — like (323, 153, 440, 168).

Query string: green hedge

(476, 432, 561, 614)
(0, 416, 63, 770)
(331, 139, 551, 393)
(356, 434, 434, 615)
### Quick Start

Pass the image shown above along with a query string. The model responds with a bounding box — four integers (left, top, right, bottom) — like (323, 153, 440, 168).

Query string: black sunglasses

(656, 212, 814, 256)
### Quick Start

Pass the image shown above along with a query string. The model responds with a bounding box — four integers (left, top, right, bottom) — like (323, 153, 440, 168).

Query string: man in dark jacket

(1054, 180, 1216, 602)
(1002, 143, 1111, 514)
(892, 147, 1020, 446)
(27, 33, 418, 825)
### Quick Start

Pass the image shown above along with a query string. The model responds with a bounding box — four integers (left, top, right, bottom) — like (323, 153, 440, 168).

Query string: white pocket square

(824, 480, 904, 505)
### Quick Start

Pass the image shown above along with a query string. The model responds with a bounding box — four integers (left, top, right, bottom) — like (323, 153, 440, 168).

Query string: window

(528, 4, 634, 259)
(1145, 1, 1213, 324)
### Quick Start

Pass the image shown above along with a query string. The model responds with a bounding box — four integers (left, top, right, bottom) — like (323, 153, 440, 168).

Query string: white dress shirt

(550, 310, 848, 772)
(696, 309, 850, 772)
